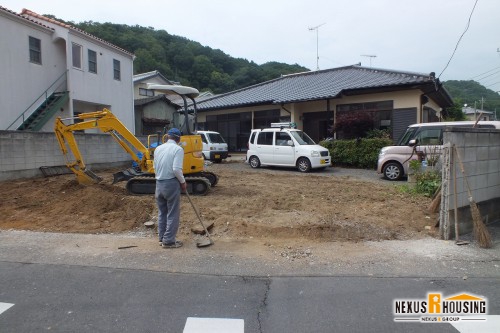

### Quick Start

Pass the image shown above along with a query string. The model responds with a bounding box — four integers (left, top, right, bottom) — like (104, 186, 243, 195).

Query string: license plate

(320, 159, 326, 164)
(215, 154, 220, 158)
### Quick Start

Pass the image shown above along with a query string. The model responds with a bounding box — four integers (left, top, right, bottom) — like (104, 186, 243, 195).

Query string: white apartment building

(0, 6, 135, 132)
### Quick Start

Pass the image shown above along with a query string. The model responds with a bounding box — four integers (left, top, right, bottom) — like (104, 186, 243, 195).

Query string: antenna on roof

(361, 55, 377, 67)
(308, 23, 326, 71)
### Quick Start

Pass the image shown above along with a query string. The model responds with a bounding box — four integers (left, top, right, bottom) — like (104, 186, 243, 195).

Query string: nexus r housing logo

(393, 292, 488, 323)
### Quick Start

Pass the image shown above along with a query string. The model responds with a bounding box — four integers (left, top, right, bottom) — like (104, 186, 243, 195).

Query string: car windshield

(396, 127, 418, 146)
(289, 131, 316, 145)
(207, 133, 226, 143)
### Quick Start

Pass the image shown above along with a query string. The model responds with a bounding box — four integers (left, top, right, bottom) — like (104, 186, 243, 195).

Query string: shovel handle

(185, 191, 213, 242)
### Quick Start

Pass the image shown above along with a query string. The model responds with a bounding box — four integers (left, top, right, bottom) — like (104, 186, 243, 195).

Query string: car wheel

(383, 162, 403, 180)
(249, 156, 261, 168)
(297, 157, 311, 172)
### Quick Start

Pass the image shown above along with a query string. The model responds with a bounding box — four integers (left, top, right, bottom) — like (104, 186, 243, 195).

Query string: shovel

(185, 191, 214, 248)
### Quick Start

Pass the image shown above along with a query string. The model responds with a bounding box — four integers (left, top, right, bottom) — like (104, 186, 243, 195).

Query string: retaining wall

(439, 127, 500, 239)
(0, 130, 148, 181)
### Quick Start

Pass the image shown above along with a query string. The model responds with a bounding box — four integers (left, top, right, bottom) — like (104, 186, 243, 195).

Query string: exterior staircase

(17, 91, 69, 131)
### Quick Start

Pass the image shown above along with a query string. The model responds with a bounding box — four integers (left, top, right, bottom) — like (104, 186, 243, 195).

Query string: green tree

(209, 71, 234, 93)
(70, 20, 309, 92)
(443, 99, 466, 121)
(191, 55, 216, 89)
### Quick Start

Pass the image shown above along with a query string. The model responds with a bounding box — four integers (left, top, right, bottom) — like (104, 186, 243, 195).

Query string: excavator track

(125, 176, 211, 196)
(191, 171, 219, 187)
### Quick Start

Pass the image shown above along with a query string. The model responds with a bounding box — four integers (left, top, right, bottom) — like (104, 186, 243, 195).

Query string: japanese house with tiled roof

(0, 6, 135, 132)
(195, 65, 453, 151)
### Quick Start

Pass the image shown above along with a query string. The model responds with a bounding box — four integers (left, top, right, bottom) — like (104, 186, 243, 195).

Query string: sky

(3, 0, 500, 92)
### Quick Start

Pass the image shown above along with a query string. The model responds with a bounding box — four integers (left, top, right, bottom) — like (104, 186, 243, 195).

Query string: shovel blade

(196, 238, 213, 248)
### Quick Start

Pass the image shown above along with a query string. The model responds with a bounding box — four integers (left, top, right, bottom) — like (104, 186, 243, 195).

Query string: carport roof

(196, 65, 453, 111)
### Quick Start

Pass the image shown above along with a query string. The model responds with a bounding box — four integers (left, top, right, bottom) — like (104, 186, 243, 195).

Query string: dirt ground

(0, 161, 438, 246)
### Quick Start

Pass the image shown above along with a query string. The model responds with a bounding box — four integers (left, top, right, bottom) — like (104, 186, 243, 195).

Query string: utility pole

(361, 55, 377, 67)
(308, 23, 326, 71)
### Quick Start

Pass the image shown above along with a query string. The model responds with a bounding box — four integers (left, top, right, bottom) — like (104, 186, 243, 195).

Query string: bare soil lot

(0, 161, 438, 246)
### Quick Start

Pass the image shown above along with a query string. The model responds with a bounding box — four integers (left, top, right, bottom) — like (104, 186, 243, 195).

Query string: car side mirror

(408, 139, 418, 147)
(287, 140, 294, 146)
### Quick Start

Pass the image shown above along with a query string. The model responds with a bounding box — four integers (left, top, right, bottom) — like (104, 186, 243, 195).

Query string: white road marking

(183, 317, 244, 333)
(0, 302, 14, 315)
(451, 315, 500, 333)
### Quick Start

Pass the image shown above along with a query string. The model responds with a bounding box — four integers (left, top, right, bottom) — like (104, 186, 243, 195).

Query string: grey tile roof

(133, 70, 174, 84)
(134, 94, 187, 108)
(196, 65, 452, 111)
(135, 95, 173, 106)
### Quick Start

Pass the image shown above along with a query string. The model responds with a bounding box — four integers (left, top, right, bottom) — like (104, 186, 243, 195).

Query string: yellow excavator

(54, 84, 218, 195)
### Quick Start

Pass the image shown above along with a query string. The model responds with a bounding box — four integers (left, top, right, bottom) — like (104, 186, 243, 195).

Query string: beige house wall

(133, 76, 170, 99)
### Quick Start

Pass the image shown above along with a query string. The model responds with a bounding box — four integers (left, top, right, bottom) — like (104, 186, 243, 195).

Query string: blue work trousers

(155, 178, 181, 244)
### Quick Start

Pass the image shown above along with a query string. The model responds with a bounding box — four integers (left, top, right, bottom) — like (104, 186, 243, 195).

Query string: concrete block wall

(439, 127, 500, 239)
(0, 130, 147, 181)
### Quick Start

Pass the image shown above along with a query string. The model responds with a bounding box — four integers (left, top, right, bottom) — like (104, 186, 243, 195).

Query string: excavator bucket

(112, 171, 129, 184)
(75, 169, 102, 185)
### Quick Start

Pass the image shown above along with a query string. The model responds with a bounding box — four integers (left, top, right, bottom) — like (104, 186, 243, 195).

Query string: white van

(246, 123, 331, 172)
(197, 131, 228, 163)
(377, 121, 500, 180)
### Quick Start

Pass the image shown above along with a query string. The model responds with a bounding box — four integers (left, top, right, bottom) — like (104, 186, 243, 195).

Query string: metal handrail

(6, 70, 68, 130)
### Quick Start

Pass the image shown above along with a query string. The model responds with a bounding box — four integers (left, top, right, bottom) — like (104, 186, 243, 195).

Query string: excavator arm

(54, 109, 152, 185)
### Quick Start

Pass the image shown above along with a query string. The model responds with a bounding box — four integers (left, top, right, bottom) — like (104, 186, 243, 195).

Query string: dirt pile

(0, 163, 437, 243)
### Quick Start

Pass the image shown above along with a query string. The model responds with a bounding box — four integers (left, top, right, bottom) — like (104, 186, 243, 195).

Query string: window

(72, 43, 82, 69)
(249, 132, 256, 145)
(290, 131, 316, 145)
(254, 109, 280, 129)
(207, 133, 226, 144)
(275, 132, 291, 146)
(139, 88, 154, 97)
(415, 128, 442, 145)
(29, 36, 41, 64)
(256, 132, 273, 145)
(88, 49, 97, 73)
(113, 59, 121, 80)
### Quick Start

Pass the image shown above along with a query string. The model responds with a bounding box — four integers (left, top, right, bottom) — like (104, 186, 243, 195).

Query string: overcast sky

(3, 0, 500, 92)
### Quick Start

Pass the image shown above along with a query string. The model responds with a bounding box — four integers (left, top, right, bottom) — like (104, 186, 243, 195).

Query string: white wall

(55, 26, 135, 131)
(0, 11, 67, 130)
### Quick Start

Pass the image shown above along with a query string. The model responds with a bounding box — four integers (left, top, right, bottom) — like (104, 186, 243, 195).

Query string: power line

(470, 66, 500, 80)
(486, 81, 500, 88)
(438, 0, 479, 79)
(478, 74, 500, 86)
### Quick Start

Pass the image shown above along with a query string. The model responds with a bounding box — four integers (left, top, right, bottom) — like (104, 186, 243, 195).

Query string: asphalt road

(1, 261, 498, 333)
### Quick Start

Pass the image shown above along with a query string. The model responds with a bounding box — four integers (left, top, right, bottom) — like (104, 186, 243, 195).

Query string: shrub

(334, 112, 374, 139)
(320, 138, 393, 169)
(415, 170, 441, 197)
(366, 128, 391, 139)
